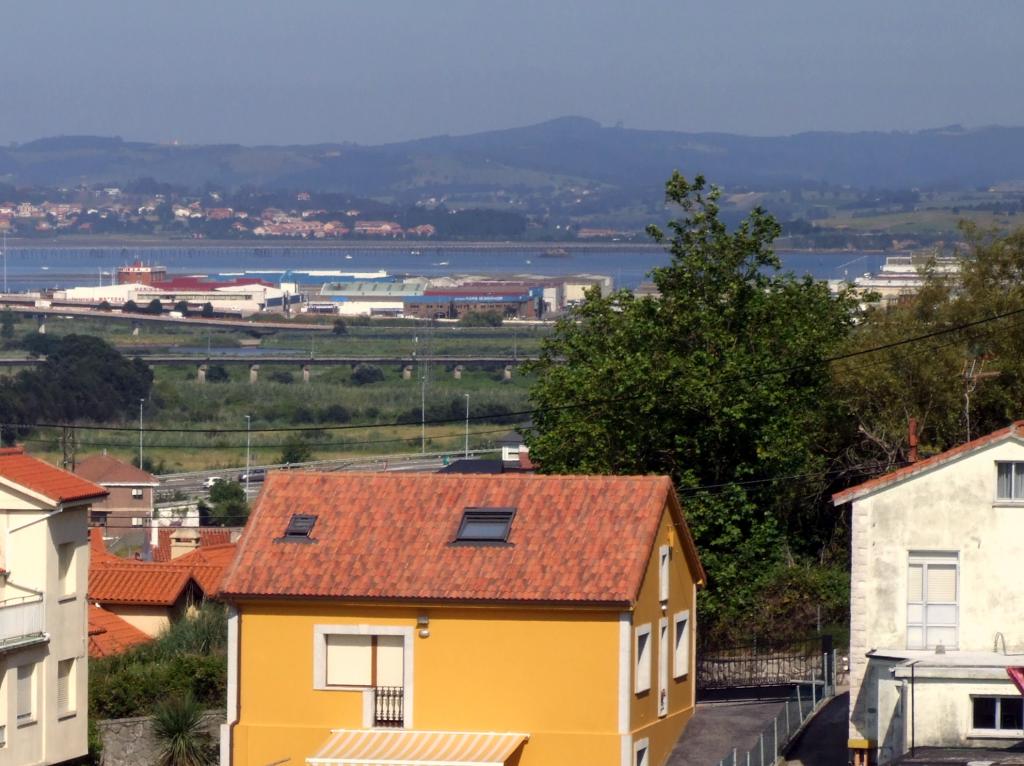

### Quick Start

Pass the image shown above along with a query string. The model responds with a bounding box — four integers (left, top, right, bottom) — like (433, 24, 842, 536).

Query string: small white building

(835, 422, 1024, 764)
(0, 447, 107, 765)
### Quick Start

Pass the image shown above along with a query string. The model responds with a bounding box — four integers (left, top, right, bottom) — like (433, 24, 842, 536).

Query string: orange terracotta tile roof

(152, 528, 233, 562)
(170, 543, 237, 596)
(0, 447, 107, 504)
(221, 472, 704, 605)
(89, 563, 196, 606)
(75, 454, 158, 486)
(88, 604, 152, 657)
(833, 420, 1024, 505)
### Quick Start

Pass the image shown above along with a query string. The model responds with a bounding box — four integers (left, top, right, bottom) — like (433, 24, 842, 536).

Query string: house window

(997, 462, 1024, 500)
(634, 738, 650, 766)
(324, 634, 404, 688)
(673, 610, 691, 679)
(907, 552, 958, 650)
(57, 542, 76, 597)
(634, 624, 652, 694)
(454, 508, 515, 543)
(16, 664, 35, 725)
(657, 618, 669, 717)
(131, 488, 144, 499)
(972, 696, 1024, 733)
(658, 545, 670, 603)
(57, 659, 75, 717)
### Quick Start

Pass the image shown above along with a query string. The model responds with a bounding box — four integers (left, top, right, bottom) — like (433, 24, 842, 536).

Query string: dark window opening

(973, 696, 1023, 731)
(454, 508, 515, 543)
(284, 513, 318, 540)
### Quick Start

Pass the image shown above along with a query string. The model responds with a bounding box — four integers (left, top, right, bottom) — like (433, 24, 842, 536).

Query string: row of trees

(527, 173, 1024, 643)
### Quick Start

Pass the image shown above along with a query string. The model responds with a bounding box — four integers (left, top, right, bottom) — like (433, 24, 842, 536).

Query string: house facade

(73, 453, 158, 531)
(219, 472, 705, 766)
(836, 422, 1024, 765)
(0, 447, 107, 765)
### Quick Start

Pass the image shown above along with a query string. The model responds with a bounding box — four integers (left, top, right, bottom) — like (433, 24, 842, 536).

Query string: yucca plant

(151, 692, 213, 766)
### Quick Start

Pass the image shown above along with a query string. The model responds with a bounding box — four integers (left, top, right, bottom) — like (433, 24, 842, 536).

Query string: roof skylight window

(454, 508, 515, 544)
(283, 513, 317, 540)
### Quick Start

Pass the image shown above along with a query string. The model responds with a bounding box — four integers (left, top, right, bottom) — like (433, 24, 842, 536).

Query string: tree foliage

(200, 480, 248, 527)
(527, 174, 858, 639)
(0, 334, 152, 442)
(278, 433, 313, 465)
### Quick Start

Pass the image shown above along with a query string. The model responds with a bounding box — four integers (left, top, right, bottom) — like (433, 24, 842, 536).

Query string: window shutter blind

(57, 660, 72, 714)
(325, 634, 372, 686)
(927, 564, 957, 603)
(375, 636, 404, 687)
(17, 666, 32, 719)
(907, 564, 923, 602)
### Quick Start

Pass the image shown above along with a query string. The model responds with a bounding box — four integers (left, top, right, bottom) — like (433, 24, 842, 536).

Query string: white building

(835, 422, 1024, 765)
(0, 447, 107, 765)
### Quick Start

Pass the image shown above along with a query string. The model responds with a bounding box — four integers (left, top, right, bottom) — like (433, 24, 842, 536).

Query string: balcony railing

(0, 594, 45, 650)
(373, 686, 404, 728)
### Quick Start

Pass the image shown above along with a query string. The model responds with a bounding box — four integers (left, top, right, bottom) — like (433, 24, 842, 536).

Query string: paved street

(782, 692, 849, 766)
(668, 695, 787, 766)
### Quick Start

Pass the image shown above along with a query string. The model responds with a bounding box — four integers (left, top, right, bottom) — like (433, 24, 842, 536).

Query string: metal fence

(0, 594, 45, 648)
(698, 636, 832, 691)
(714, 652, 838, 766)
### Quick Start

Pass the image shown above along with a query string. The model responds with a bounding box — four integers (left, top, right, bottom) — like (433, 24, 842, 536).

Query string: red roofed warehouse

(220, 472, 705, 766)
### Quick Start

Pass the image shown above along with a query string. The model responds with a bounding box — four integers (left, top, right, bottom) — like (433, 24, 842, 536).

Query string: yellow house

(219, 472, 706, 766)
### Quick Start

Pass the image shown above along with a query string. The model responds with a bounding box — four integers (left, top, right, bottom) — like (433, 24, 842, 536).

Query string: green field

(1, 315, 546, 472)
(818, 209, 1024, 236)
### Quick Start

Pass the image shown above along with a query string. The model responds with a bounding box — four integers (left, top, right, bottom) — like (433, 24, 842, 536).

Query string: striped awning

(307, 729, 529, 765)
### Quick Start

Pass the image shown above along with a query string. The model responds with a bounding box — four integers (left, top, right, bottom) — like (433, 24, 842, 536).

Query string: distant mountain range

(3, 117, 1024, 194)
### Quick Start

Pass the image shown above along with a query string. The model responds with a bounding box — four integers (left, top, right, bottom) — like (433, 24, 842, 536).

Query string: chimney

(170, 528, 200, 559)
(908, 417, 919, 464)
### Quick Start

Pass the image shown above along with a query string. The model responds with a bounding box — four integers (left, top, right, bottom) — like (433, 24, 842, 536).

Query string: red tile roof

(152, 528, 233, 562)
(75, 454, 158, 486)
(88, 605, 152, 657)
(833, 420, 1024, 505)
(170, 543, 237, 597)
(220, 472, 704, 605)
(0, 447, 107, 504)
(89, 564, 196, 606)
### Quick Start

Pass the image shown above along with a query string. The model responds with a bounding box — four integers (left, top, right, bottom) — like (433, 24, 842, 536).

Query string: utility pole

(138, 399, 145, 469)
(2, 229, 7, 294)
(245, 415, 252, 493)
(464, 394, 470, 458)
(420, 375, 426, 454)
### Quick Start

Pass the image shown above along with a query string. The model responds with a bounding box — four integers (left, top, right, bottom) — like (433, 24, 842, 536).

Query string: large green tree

(527, 174, 858, 638)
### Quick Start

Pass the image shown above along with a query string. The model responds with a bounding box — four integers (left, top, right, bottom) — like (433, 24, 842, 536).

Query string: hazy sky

(3, 0, 1022, 146)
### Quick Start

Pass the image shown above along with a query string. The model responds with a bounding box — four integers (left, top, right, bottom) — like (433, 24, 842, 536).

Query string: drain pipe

(910, 661, 918, 758)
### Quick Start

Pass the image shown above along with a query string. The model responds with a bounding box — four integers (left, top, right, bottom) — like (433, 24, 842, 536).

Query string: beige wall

(0, 490, 90, 765)
(849, 437, 1024, 754)
(102, 604, 171, 638)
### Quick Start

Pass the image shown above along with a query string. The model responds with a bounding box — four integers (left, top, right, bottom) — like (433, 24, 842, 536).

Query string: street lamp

(464, 394, 470, 458)
(138, 398, 144, 469)
(245, 415, 252, 493)
(420, 375, 426, 454)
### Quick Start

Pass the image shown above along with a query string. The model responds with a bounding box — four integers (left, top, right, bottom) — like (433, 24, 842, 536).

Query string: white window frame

(995, 461, 1024, 502)
(657, 618, 669, 717)
(969, 695, 1024, 737)
(0, 667, 6, 747)
(131, 487, 144, 499)
(16, 664, 35, 726)
(907, 551, 959, 650)
(634, 737, 650, 766)
(634, 623, 652, 694)
(57, 658, 76, 718)
(313, 624, 414, 728)
(658, 545, 670, 603)
(673, 610, 691, 679)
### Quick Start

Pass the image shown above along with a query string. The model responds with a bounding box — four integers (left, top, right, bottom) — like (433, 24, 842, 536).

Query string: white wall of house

(0, 487, 90, 765)
(848, 436, 1024, 758)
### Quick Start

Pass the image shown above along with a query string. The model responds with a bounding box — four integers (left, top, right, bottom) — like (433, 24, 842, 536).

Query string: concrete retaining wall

(98, 711, 224, 766)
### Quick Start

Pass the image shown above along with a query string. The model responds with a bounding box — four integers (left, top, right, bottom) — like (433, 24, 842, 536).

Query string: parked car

(203, 476, 225, 489)
(238, 468, 267, 483)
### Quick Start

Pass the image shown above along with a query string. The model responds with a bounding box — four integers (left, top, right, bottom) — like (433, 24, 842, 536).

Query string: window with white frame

(634, 738, 650, 766)
(673, 610, 690, 679)
(16, 664, 35, 725)
(657, 618, 669, 717)
(0, 668, 6, 747)
(634, 624, 652, 694)
(324, 634, 403, 688)
(57, 659, 75, 717)
(57, 542, 76, 597)
(972, 696, 1023, 733)
(997, 462, 1024, 500)
(131, 487, 144, 499)
(658, 545, 670, 602)
(907, 551, 958, 650)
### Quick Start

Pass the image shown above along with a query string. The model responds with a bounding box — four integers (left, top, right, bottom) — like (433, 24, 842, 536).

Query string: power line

(8, 303, 1024, 437)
